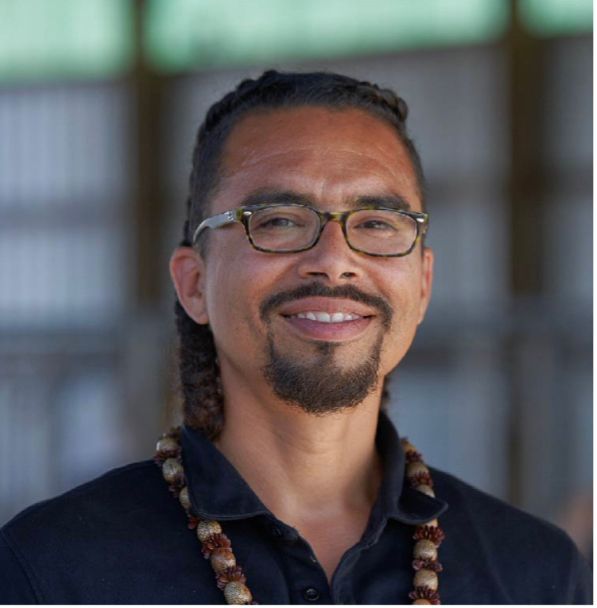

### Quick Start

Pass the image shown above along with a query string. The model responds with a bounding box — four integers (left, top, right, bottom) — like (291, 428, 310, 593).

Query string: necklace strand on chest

(155, 428, 445, 604)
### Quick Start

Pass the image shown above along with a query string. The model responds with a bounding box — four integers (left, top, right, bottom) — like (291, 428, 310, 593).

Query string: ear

(417, 246, 434, 324)
(169, 247, 210, 325)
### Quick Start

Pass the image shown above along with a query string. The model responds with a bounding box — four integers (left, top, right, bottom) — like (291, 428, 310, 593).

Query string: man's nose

(296, 219, 360, 282)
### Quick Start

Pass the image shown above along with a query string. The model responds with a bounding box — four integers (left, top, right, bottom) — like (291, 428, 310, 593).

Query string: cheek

(381, 258, 424, 313)
(206, 269, 252, 336)
(377, 265, 426, 364)
(203, 245, 286, 344)
(203, 247, 246, 333)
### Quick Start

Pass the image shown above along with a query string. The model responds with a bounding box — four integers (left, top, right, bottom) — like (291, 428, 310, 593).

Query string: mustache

(259, 282, 393, 329)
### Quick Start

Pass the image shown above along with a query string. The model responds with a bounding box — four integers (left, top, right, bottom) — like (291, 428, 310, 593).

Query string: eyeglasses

(192, 203, 429, 257)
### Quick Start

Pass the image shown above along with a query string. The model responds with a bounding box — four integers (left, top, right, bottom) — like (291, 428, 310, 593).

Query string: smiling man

(0, 71, 591, 605)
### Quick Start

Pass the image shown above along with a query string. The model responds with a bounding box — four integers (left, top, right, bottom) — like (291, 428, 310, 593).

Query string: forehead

(214, 106, 421, 212)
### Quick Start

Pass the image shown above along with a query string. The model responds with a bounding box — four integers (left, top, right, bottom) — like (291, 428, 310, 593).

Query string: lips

(278, 297, 375, 341)
(277, 297, 376, 319)
(291, 311, 361, 323)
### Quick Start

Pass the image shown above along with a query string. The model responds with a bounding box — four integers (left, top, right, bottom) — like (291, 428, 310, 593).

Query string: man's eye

(253, 216, 303, 230)
(355, 219, 399, 231)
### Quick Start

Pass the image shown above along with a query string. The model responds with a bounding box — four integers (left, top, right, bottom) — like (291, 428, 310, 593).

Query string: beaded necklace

(155, 428, 445, 605)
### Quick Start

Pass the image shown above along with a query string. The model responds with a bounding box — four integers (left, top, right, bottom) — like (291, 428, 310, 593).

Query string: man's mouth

(277, 297, 375, 342)
(259, 282, 393, 331)
(288, 311, 363, 323)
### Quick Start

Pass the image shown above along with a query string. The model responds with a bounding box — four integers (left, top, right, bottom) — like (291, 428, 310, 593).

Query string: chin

(263, 332, 384, 415)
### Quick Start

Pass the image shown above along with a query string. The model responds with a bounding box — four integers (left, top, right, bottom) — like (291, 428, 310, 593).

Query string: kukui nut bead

(196, 520, 222, 542)
(178, 486, 191, 511)
(156, 437, 179, 455)
(413, 600, 432, 605)
(407, 461, 429, 478)
(210, 548, 237, 573)
(162, 458, 184, 483)
(224, 581, 253, 604)
(414, 569, 439, 591)
(414, 539, 438, 561)
(416, 484, 435, 498)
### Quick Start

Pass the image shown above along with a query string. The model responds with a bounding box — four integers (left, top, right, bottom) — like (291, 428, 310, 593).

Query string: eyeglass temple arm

(192, 210, 238, 244)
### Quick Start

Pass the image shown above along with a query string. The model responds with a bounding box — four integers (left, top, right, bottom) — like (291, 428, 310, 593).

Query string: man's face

(174, 106, 433, 413)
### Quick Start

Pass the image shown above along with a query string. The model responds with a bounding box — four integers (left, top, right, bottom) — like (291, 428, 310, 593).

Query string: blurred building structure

(0, 0, 592, 559)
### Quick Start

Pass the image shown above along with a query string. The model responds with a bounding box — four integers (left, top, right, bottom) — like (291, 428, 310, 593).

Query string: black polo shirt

(0, 413, 591, 604)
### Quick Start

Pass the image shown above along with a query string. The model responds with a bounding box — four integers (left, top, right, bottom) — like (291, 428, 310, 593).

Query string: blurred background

(0, 0, 592, 559)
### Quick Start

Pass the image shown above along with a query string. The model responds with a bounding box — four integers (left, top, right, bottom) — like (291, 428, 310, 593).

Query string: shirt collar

(374, 410, 448, 525)
(181, 425, 270, 520)
(181, 410, 447, 524)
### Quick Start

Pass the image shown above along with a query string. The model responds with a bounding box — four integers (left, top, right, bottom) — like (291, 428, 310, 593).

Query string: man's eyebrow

(239, 190, 311, 207)
(237, 190, 412, 211)
(354, 195, 412, 212)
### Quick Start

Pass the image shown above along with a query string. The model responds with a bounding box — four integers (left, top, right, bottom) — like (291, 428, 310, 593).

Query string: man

(0, 71, 591, 604)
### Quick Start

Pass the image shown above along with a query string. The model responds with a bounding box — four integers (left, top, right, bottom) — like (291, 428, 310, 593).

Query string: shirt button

(303, 587, 320, 602)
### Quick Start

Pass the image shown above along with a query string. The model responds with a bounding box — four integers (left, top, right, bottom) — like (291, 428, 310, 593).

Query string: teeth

(294, 312, 360, 323)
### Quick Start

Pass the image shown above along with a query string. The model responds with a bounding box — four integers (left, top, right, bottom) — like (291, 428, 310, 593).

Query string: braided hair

(176, 70, 425, 439)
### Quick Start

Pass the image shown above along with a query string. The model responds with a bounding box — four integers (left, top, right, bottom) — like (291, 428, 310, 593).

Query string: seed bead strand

(155, 429, 255, 605)
(155, 429, 444, 605)
(402, 438, 445, 605)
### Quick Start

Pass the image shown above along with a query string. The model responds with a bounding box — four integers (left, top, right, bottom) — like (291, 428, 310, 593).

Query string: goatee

(259, 282, 392, 415)
(263, 333, 384, 414)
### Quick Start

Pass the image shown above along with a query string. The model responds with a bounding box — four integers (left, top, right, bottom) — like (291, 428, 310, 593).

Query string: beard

(263, 333, 384, 414)
(260, 282, 392, 415)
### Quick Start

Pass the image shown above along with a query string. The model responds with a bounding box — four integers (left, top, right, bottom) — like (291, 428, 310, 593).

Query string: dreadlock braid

(175, 70, 425, 437)
(174, 299, 223, 440)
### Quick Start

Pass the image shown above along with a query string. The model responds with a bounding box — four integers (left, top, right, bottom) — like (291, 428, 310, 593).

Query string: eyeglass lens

(247, 206, 418, 255)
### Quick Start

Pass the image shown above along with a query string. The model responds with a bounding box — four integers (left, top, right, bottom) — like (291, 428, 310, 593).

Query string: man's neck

(216, 402, 382, 512)
(213, 385, 384, 580)
(214, 392, 384, 580)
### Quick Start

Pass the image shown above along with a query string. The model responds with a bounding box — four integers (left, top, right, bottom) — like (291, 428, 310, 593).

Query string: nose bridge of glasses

(315, 208, 343, 232)
(318, 209, 350, 231)
(313, 210, 353, 253)
(321, 209, 348, 219)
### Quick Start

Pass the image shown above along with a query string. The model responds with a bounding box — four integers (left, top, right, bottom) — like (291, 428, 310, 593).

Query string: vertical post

(505, 0, 548, 507)
(124, 0, 168, 450)
(132, 0, 163, 307)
